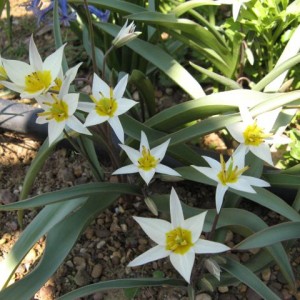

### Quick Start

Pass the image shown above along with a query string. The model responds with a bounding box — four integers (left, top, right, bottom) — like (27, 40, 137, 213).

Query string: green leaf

(95, 22, 205, 99)
(0, 194, 117, 300)
(235, 222, 300, 250)
(172, 0, 220, 16)
(190, 62, 241, 90)
(0, 198, 86, 290)
(263, 172, 300, 189)
(221, 257, 281, 300)
(252, 53, 300, 91)
(129, 69, 156, 117)
(0, 183, 141, 210)
(58, 278, 185, 300)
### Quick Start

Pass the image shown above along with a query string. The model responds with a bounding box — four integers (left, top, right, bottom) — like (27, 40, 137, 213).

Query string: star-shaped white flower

(226, 105, 291, 166)
(215, 0, 250, 21)
(77, 73, 137, 143)
(112, 20, 141, 48)
(36, 67, 91, 145)
(113, 131, 180, 185)
(0, 35, 64, 98)
(192, 153, 270, 213)
(128, 188, 230, 283)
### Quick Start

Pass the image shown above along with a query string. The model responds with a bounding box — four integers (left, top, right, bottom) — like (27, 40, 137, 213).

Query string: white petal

(48, 120, 65, 145)
(151, 139, 170, 161)
(84, 111, 108, 127)
(140, 131, 150, 152)
(63, 93, 79, 115)
(0, 80, 24, 93)
(231, 145, 247, 168)
(65, 62, 82, 83)
(112, 164, 139, 175)
(155, 164, 181, 177)
(67, 116, 91, 135)
(170, 251, 195, 283)
(240, 175, 270, 187)
(228, 180, 256, 193)
(232, 2, 242, 21)
(170, 187, 184, 228)
(20, 89, 45, 99)
(194, 239, 230, 254)
(215, 184, 228, 213)
(29, 35, 43, 70)
(139, 168, 155, 185)
(92, 73, 110, 98)
(192, 166, 219, 182)
(115, 98, 137, 116)
(201, 156, 221, 170)
(119, 144, 140, 164)
(114, 74, 128, 99)
(226, 122, 245, 143)
(77, 102, 95, 113)
(133, 216, 171, 245)
(249, 144, 274, 166)
(239, 105, 253, 125)
(2, 59, 33, 86)
(128, 245, 170, 267)
(108, 117, 124, 143)
(184, 211, 207, 243)
(43, 44, 65, 81)
(256, 108, 280, 133)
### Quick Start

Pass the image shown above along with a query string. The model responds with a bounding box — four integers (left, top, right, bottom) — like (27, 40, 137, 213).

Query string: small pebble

(91, 264, 103, 279)
(195, 293, 212, 300)
(218, 286, 229, 293)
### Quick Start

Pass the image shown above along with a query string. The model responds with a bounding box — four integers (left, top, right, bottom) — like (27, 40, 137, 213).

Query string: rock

(74, 269, 91, 286)
(96, 241, 106, 249)
(195, 293, 212, 300)
(91, 264, 103, 279)
(0, 189, 17, 204)
(261, 268, 271, 282)
(73, 256, 86, 270)
(218, 286, 229, 293)
(37, 285, 55, 300)
(93, 292, 104, 300)
(96, 229, 110, 238)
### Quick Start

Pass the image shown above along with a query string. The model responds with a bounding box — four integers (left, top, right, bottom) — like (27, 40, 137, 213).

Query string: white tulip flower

(192, 153, 270, 213)
(216, 0, 250, 21)
(36, 67, 91, 145)
(113, 131, 180, 185)
(112, 20, 141, 48)
(0, 36, 64, 98)
(226, 106, 291, 166)
(78, 73, 137, 143)
(128, 188, 230, 283)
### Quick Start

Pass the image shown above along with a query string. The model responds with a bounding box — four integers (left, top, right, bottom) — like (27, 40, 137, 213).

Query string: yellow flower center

(38, 94, 69, 122)
(51, 77, 62, 92)
(0, 66, 8, 88)
(25, 70, 52, 94)
(243, 121, 272, 146)
(166, 227, 193, 255)
(0, 66, 7, 80)
(217, 155, 249, 186)
(138, 146, 158, 171)
(91, 88, 118, 117)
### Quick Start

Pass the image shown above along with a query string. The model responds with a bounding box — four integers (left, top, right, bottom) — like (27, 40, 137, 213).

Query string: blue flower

(58, 0, 77, 26)
(88, 5, 110, 22)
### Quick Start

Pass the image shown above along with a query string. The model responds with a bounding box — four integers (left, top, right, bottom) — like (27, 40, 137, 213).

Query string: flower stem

(207, 212, 220, 241)
(102, 45, 114, 81)
(187, 284, 195, 300)
(83, 0, 98, 76)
